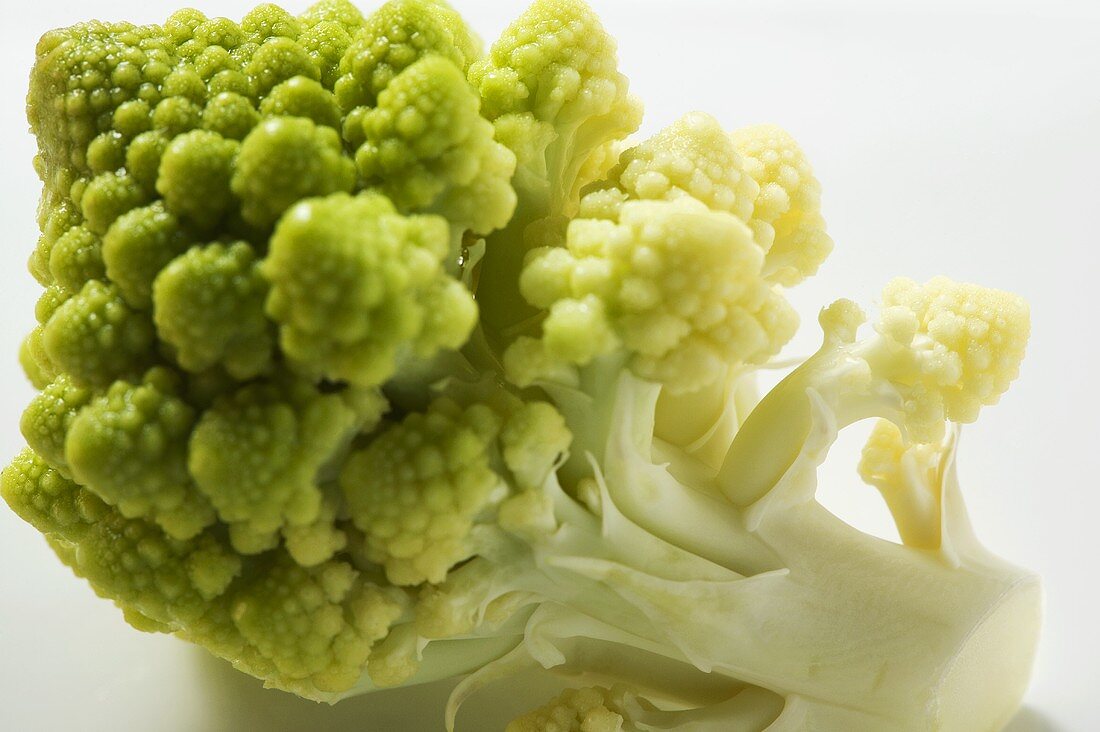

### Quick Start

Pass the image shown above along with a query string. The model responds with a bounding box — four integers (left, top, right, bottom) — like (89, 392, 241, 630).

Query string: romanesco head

(13, 0, 511, 698)
(7, 2, 1035, 726)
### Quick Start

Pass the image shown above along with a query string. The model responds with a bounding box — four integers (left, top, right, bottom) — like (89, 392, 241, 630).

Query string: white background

(1, 1, 1097, 730)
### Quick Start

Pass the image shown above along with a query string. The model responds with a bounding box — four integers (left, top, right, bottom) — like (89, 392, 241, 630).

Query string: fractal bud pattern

(4, 0, 1039, 730)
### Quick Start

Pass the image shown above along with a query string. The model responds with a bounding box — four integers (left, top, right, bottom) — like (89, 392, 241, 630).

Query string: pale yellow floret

(579, 112, 759, 224)
(858, 419, 949, 550)
(507, 686, 631, 732)
(880, 276, 1030, 423)
(509, 199, 798, 393)
(732, 124, 832, 286)
(500, 401, 572, 489)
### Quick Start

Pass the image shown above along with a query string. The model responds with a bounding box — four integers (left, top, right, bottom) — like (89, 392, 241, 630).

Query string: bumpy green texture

(103, 203, 192, 308)
(353, 54, 516, 239)
(341, 398, 502, 585)
(334, 0, 481, 113)
(152, 241, 274, 379)
(189, 376, 367, 563)
(263, 192, 477, 386)
(7, 2, 1040, 731)
(64, 368, 214, 539)
(43, 280, 156, 387)
(232, 115, 356, 228)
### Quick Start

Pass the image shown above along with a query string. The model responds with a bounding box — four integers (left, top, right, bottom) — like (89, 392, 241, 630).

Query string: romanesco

(4, 1, 1039, 730)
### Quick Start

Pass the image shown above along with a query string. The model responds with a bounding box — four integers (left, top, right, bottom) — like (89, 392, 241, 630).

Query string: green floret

(20, 374, 94, 477)
(334, 0, 481, 113)
(102, 202, 193, 308)
(81, 171, 150, 235)
(192, 46, 242, 86)
(298, 21, 355, 89)
(113, 99, 154, 138)
(19, 327, 59, 390)
(27, 20, 166, 174)
(152, 241, 274, 379)
(202, 92, 261, 140)
(190, 16, 246, 53)
(43, 280, 155, 387)
(48, 225, 105, 293)
(125, 131, 171, 190)
(241, 4, 301, 43)
(340, 398, 504, 586)
(188, 376, 371, 563)
(208, 69, 254, 97)
(35, 286, 71, 324)
(298, 0, 366, 88)
(65, 368, 215, 539)
(263, 192, 478, 386)
(162, 66, 207, 103)
(165, 8, 210, 47)
(30, 197, 83, 285)
(340, 395, 569, 590)
(469, 0, 642, 336)
(354, 54, 516, 246)
(299, 0, 366, 32)
(232, 116, 355, 229)
(469, 0, 641, 217)
(259, 76, 342, 128)
(156, 129, 240, 231)
(152, 97, 204, 137)
(86, 131, 128, 174)
(231, 553, 406, 693)
(247, 37, 320, 98)
(1, 448, 240, 625)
